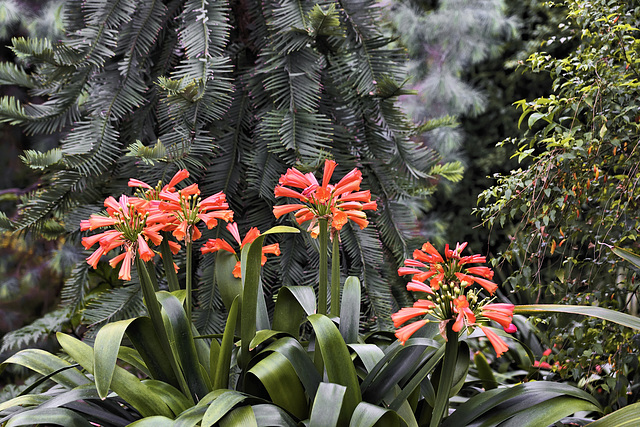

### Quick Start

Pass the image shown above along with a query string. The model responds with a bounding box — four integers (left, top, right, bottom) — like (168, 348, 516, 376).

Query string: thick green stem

(330, 234, 340, 317)
(135, 257, 193, 403)
(186, 240, 193, 322)
(160, 235, 180, 292)
(318, 218, 328, 315)
(430, 323, 459, 427)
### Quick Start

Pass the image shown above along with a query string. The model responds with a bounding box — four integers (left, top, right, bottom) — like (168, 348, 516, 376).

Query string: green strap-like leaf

(514, 304, 640, 330)
(611, 246, 640, 270)
(118, 346, 150, 377)
(262, 337, 322, 400)
(309, 382, 346, 427)
(349, 401, 403, 427)
(201, 390, 248, 427)
(56, 333, 174, 418)
(586, 402, 640, 426)
(125, 316, 180, 387)
(273, 286, 316, 336)
(216, 250, 242, 312)
(500, 395, 600, 427)
(339, 277, 361, 344)
(348, 344, 385, 374)
(442, 381, 601, 426)
(430, 326, 459, 427)
(220, 405, 258, 427)
(157, 291, 210, 401)
(5, 407, 92, 427)
(94, 318, 139, 399)
(389, 344, 446, 412)
(252, 403, 299, 427)
(214, 296, 239, 390)
(142, 379, 193, 417)
(0, 394, 49, 412)
(246, 351, 309, 420)
(0, 349, 90, 389)
(474, 351, 497, 390)
(128, 416, 175, 427)
(308, 314, 362, 425)
(239, 226, 300, 369)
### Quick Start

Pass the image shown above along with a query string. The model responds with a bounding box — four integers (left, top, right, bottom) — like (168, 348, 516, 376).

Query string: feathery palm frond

(1, 0, 454, 334)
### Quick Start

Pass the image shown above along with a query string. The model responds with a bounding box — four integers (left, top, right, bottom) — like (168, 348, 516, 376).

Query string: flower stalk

(330, 234, 340, 317)
(318, 218, 328, 315)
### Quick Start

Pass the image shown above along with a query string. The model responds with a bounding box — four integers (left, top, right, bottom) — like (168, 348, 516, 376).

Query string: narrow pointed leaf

(214, 296, 239, 390)
(586, 402, 640, 426)
(500, 395, 600, 427)
(0, 349, 90, 389)
(252, 404, 299, 426)
(308, 314, 362, 425)
(339, 276, 361, 344)
(611, 246, 640, 270)
(202, 391, 248, 426)
(262, 337, 322, 400)
(142, 379, 193, 417)
(514, 305, 640, 330)
(309, 382, 346, 427)
(216, 251, 242, 311)
(349, 401, 403, 427)
(56, 333, 174, 418)
(5, 408, 92, 427)
(94, 318, 139, 398)
(220, 405, 257, 427)
(157, 291, 210, 401)
(273, 286, 316, 336)
(246, 351, 308, 419)
(128, 416, 175, 427)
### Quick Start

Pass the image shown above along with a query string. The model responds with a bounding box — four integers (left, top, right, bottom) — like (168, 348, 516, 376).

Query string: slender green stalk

(134, 257, 193, 403)
(430, 324, 459, 427)
(330, 234, 340, 317)
(318, 218, 328, 315)
(160, 235, 180, 292)
(185, 240, 193, 322)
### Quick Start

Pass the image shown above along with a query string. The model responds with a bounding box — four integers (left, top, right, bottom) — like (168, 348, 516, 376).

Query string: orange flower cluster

(81, 170, 234, 281)
(392, 242, 517, 357)
(273, 160, 377, 238)
(201, 222, 281, 278)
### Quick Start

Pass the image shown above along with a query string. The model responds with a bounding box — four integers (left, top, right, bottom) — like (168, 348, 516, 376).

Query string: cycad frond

(82, 284, 145, 328)
(0, 306, 73, 353)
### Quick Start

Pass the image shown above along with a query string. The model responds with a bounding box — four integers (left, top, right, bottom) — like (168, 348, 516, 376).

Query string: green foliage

(0, 0, 460, 335)
(476, 0, 640, 410)
(1, 233, 616, 425)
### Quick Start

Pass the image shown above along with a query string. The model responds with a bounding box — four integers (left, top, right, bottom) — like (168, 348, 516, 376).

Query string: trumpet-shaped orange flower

(81, 195, 169, 280)
(201, 222, 281, 278)
(392, 242, 517, 357)
(273, 160, 376, 238)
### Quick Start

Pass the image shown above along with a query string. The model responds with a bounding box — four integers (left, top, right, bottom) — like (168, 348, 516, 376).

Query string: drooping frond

(0, 306, 73, 353)
(82, 284, 145, 329)
(20, 148, 63, 170)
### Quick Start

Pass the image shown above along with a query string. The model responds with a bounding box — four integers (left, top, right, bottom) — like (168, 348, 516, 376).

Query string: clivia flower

(128, 169, 234, 243)
(80, 195, 169, 281)
(201, 222, 281, 278)
(392, 242, 517, 357)
(273, 160, 377, 238)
